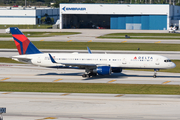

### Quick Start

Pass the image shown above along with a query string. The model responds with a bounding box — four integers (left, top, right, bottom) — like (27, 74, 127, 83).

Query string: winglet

(49, 54, 57, 63)
(87, 46, 92, 54)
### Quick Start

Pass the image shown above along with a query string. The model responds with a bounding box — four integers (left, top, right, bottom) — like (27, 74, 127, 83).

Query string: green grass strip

(0, 82, 180, 95)
(1, 41, 180, 51)
(0, 57, 24, 64)
(99, 36, 180, 39)
(98, 33, 180, 39)
(0, 32, 80, 37)
(100, 33, 180, 36)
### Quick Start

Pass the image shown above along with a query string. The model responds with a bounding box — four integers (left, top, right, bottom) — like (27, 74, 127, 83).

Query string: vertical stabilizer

(10, 27, 42, 55)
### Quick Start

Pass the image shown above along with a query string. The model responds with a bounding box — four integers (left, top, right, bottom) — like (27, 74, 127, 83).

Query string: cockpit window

(164, 59, 171, 62)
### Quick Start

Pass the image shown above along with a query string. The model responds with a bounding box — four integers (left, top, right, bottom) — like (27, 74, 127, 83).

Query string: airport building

(59, 4, 180, 30)
(0, 7, 59, 25)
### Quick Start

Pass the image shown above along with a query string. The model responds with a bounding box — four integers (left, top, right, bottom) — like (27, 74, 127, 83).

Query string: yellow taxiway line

(121, 41, 127, 43)
(40, 39, 44, 41)
(43, 117, 57, 119)
(162, 81, 171, 84)
(61, 93, 70, 96)
(67, 40, 72, 42)
(53, 79, 63, 82)
(0, 77, 10, 81)
(2, 92, 12, 94)
(88, 40, 92, 42)
(115, 94, 124, 97)
(108, 80, 116, 83)
(155, 41, 161, 43)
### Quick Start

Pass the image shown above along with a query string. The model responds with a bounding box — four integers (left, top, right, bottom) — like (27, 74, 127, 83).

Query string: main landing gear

(82, 72, 97, 78)
(153, 69, 159, 78)
(82, 68, 97, 78)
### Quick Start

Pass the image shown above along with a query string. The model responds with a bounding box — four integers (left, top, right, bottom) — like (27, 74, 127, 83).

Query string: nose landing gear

(153, 69, 159, 78)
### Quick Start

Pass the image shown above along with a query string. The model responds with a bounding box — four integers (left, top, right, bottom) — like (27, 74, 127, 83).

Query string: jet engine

(95, 66, 111, 75)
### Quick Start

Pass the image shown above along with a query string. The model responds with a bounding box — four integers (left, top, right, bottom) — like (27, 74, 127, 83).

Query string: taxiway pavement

(0, 63, 180, 85)
(1, 92, 180, 120)
(1, 29, 180, 44)
(2, 36, 180, 44)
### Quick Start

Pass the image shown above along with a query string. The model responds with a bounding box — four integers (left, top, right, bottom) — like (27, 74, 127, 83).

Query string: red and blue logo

(10, 27, 41, 55)
(13, 35, 30, 55)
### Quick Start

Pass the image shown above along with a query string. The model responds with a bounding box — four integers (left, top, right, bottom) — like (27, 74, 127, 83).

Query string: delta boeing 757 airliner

(10, 27, 176, 78)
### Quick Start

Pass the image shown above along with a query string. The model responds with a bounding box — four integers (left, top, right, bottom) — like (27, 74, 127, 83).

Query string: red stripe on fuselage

(13, 35, 30, 54)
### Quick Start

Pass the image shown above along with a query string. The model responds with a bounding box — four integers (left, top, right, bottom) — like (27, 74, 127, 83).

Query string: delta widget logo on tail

(13, 34, 30, 55)
(10, 27, 41, 55)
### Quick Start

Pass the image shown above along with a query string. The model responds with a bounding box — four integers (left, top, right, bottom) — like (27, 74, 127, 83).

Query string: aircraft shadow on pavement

(84, 73, 180, 80)
(37, 72, 180, 79)
(37, 72, 83, 76)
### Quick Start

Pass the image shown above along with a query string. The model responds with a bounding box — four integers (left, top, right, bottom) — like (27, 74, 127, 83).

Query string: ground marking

(121, 41, 127, 43)
(61, 93, 70, 96)
(108, 80, 116, 83)
(2, 92, 12, 94)
(162, 81, 171, 84)
(44, 117, 57, 119)
(67, 40, 72, 42)
(0, 78, 10, 81)
(40, 39, 44, 41)
(155, 41, 161, 43)
(115, 94, 124, 97)
(53, 79, 62, 82)
(88, 40, 92, 42)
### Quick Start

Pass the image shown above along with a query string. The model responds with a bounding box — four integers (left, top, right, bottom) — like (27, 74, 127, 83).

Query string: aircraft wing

(60, 63, 97, 67)
(48, 54, 105, 68)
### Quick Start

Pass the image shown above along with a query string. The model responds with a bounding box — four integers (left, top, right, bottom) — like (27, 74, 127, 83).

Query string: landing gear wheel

(153, 75, 156, 78)
(82, 74, 90, 78)
(82, 74, 87, 78)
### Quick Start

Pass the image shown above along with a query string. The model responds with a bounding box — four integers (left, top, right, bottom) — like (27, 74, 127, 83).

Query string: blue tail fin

(10, 27, 42, 55)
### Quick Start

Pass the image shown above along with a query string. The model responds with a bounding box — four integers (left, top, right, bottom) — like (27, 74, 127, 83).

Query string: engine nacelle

(96, 66, 111, 75)
(112, 67, 122, 73)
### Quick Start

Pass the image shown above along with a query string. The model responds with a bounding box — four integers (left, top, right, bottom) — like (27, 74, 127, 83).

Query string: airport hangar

(59, 4, 180, 30)
(0, 7, 59, 25)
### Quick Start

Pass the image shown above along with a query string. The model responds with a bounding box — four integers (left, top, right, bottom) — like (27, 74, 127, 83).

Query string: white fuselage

(13, 53, 176, 69)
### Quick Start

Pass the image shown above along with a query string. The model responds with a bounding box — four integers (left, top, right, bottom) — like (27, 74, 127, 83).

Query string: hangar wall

(0, 9, 36, 25)
(111, 15, 167, 30)
(59, 4, 170, 30)
(0, 7, 59, 25)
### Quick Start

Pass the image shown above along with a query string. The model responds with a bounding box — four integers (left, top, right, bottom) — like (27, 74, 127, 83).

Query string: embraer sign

(62, 6, 86, 11)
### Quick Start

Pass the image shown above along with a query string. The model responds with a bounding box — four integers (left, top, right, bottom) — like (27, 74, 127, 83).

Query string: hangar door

(110, 15, 167, 30)
(62, 14, 110, 29)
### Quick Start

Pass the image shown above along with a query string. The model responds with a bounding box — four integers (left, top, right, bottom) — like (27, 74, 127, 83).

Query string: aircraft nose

(171, 62, 176, 68)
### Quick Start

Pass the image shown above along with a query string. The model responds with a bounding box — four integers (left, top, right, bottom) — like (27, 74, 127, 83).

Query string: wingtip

(87, 46, 92, 54)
